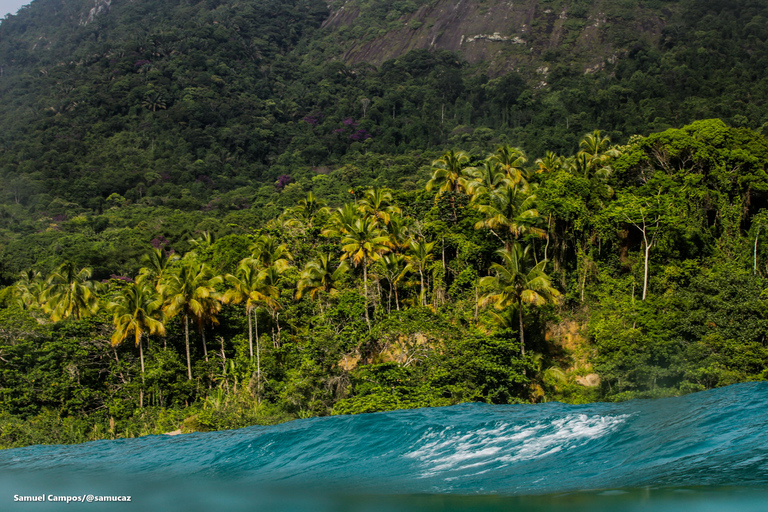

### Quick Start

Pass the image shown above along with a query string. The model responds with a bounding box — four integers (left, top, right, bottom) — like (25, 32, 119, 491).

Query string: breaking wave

(2, 382, 768, 510)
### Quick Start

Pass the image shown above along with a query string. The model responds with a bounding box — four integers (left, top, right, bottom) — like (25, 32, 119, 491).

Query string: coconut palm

(374, 253, 410, 312)
(223, 262, 279, 390)
(296, 253, 349, 301)
(489, 145, 528, 187)
(534, 151, 565, 174)
(247, 234, 292, 272)
(473, 182, 545, 251)
(42, 262, 100, 321)
(426, 150, 472, 220)
(339, 217, 390, 325)
(322, 202, 359, 237)
(426, 150, 472, 194)
(578, 130, 620, 166)
(383, 213, 413, 253)
(12, 270, 46, 311)
(159, 259, 223, 380)
(188, 231, 214, 252)
(108, 280, 166, 390)
(465, 160, 508, 200)
(407, 238, 435, 306)
(195, 288, 222, 362)
(139, 247, 180, 287)
(284, 191, 329, 231)
(358, 187, 401, 225)
(480, 242, 561, 359)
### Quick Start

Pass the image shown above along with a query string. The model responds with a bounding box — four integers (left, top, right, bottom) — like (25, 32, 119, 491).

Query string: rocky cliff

(320, 0, 672, 75)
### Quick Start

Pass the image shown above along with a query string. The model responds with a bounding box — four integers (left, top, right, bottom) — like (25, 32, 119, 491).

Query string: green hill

(2, 0, 768, 447)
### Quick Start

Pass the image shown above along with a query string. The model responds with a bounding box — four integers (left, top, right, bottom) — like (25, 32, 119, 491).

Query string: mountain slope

(320, 0, 669, 76)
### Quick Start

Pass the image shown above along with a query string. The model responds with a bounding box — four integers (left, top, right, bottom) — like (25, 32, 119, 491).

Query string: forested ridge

(1, 0, 768, 447)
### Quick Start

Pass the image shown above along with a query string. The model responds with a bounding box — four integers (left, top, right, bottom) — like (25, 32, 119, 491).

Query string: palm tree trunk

(185, 314, 192, 380)
(395, 286, 400, 311)
(419, 267, 425, 306)
(202, 326, 208, 362)
(137, 331, 144, 408)
(518, 299, 526, 378)
(363, 256, 370, 327)
(137, 331, 145, 379)
(247, 304, 253, 360)
(254, 308, 261, 403)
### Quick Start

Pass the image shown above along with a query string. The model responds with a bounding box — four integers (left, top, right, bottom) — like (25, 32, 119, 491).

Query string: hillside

(321, 0, 669, 75)
(0, 0, 766, 226)
(2, 0, 768, 448)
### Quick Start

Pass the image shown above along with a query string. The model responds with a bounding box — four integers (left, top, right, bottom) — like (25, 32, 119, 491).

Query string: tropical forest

(1, 0, 768, 448)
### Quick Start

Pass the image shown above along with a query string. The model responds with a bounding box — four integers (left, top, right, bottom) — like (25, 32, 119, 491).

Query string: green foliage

(1, 0, 768, 446)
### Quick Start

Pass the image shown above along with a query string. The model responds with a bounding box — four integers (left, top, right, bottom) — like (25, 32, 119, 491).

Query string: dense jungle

(1, 0, 768, 448)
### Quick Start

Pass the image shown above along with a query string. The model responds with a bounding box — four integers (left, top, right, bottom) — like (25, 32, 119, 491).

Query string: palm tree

(188, 231, 215, 252)
(339, 217, 390, 326)
(465, 160, 508, 200)
(358, 187, 401, 225)
(578, 130, 620, 166)
(383, 213, 413, 253)
(322, 202, 359, 237)
(374, 253, 410, 312)
(489, 145, 528, 187)
(296, 253, 349, 301)
(223, 262, 279, 391)
(12, 270, 46, 311)
(159, 258, 223, 380)
(284, 191, 329, 231)
(426, 150, 472, 220)
(247, 234, 293, 272)
(474, 182, 545, 251)
(534, 151, 565, 174)
(195, 289, 222, 362)
(42, 262, 100, 321)
(570, 130, 620, 198)
(108, 280, 166, 407)
(480, 242, 561, 360)
(407, 238, 435, 306)
(139, 247, 179, 287)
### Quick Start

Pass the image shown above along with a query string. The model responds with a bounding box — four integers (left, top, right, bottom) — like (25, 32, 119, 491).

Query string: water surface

(2, 382, 767, 510)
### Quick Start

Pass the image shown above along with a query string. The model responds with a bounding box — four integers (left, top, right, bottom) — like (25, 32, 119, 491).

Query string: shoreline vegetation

(2, 120, 768, 449)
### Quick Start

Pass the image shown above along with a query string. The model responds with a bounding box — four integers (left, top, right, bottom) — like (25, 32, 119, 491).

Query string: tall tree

(465, 160, 508, 200)
(139, 247, 180, 287)
(296, 253, 349, 302)
(480, 243, 561, 360)
(339, 217, 390, 326)
(407, 238, 435, 306)
(12, 270, 46, 311)
(108, 279, 166, 407)
(609, 192, 669, 301)
(426, 150, 472, 220)
(284, 191, 329, 231)
(42, 262, 100, 321)
(223, 262, 279, 392)
(474, 182, 545, 251)
(159, 259, 223, 380)
(247, 234, 293, 273)
(358, 187, 401, 225)
(374, 253, 410, 312)
(489, 145, 528, 187)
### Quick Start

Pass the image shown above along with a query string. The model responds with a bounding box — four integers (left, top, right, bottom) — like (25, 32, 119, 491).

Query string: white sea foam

(404, 414, 629, 478)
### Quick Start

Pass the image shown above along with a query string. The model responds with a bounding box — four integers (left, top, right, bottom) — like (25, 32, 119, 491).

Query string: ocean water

(2, 382, 768, 511)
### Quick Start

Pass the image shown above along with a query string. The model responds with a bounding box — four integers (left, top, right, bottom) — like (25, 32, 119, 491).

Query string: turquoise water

(2, 382, 768, 511)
